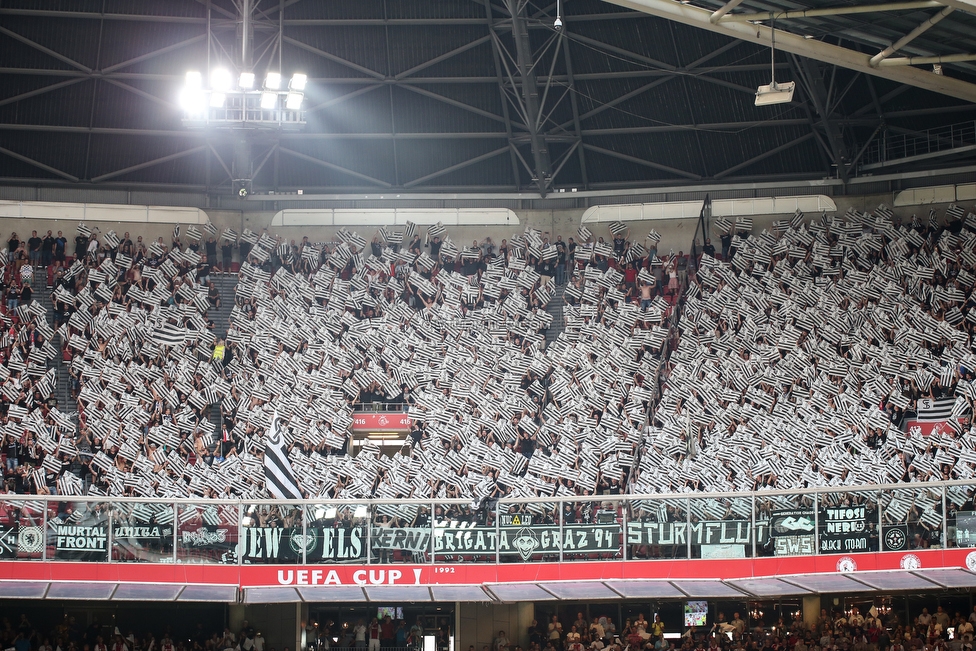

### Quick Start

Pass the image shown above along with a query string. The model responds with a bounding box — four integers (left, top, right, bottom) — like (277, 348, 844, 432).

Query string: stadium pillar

(802, 596, 820, 628)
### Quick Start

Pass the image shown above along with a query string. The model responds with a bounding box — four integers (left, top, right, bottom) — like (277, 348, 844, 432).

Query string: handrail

(0, 476, 969, 506)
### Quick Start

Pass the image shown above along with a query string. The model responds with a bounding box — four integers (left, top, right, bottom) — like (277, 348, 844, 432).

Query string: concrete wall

(0, 193, 967, 265)
(458, 602, 535, 651)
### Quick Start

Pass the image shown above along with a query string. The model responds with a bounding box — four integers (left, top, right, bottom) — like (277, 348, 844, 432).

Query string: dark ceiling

(0, 0, 974, 197)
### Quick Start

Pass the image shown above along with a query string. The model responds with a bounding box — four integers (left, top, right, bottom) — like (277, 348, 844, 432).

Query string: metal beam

(0, 8, 211, 23)
(507, 0, 552, 196)
(278, 147, 393, 187)
(870, 7, 954, 67)
(0, 146, 79, 182)
(793, 56, 851, 182)
(305, 85, 384, 113)
(860, 143, 976, 169)
(398, 84, 514, 126)
(719, 0, 942, 21)
(283, 36, 387, 81)
(403, 146, 510, 187)
(880, 52, 976, 66)
(934, 0, 976, 17)
(90, 145, 207, 183)
(0, 78, 88, 108)
(582, 143, 702, 180)
(560, 26, 589, 188)
(710, 0, 746, 23)
(0, 25, 92, 73)
(600, 0, 976, 103)
(713, 133, 816, 179)
(484, 0, 524, 189)
(394, 35, 492, 80)
(101, 78, 178, 110)
(101, 34, 207, 74)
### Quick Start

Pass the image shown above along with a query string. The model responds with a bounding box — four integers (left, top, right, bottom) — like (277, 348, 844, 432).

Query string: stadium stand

(0, 204, 974, 522)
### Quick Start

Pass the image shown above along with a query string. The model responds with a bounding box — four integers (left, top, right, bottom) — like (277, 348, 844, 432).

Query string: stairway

(205, 272, 238, 339)
(543, 284, 567, 346)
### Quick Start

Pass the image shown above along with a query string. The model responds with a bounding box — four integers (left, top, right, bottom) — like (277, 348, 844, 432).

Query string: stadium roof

(0, 0, 974, 198)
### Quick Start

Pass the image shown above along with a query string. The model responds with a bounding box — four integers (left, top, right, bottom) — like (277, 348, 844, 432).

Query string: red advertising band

(351, 413, 412, 432)
(0, 547, 973, 588)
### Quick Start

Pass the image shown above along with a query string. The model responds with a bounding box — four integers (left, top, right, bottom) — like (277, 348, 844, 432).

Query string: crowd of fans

(0, 203, 974, 535)
(0, 614, 290, 651)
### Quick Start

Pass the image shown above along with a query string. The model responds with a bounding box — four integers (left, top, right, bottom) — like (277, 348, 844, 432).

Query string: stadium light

(179, 71, 206, 114)
(289, 73, 307, 91)
(264, 72, 282, 90)
(260, 91, 278, 109)
(239, 71, 255, 89)
(209, 92, 226, 108)
(211, 67, 233, 92)
(285, 91, 303, 110)
(755, 24, 795, 106)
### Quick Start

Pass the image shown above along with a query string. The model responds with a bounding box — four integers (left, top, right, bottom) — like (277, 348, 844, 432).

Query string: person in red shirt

(368, 618, 381, 651)
(380, 617, 395, 650)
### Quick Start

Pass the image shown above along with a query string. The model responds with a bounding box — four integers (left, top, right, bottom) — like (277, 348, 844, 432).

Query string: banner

(371, 527, 431, 552)
(435, 524, 620, 560)
(956, 512, 976, 547)
(352, 413, 412, 432)
(626, 520, 760, 547)
(770, 509, 816, 557)
(882, 524, 909, 551)
(239, 526, 366, 563)
(0, 524, 18, 558)
(905, 418, 967, 436)
(53, 524, 109, 560)
(819, 506, 869, 553)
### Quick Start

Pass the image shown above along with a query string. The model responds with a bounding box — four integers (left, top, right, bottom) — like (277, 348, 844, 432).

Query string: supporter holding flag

(263, 410, 303, 500)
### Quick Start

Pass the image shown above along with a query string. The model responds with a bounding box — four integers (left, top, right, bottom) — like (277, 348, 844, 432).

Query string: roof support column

(507, 0, 553, 197)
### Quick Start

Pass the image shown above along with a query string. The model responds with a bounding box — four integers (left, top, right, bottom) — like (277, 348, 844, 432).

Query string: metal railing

(1, 478, 972, 565)
(861, 120, 976, 169)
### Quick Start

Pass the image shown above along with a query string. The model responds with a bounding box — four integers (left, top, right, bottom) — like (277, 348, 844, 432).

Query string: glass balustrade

(0, 481, 971, 565)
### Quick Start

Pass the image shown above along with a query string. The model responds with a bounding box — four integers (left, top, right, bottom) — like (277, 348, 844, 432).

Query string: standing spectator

(41, 230, 55, 267)
(8, 232, 19, 253)
(74, 232, 88, 260)
(719, 231, 732, 260)
(205, 236, 218, 266)
(548, 616, 563, 645)
(368, 619, 381, 651)
(221, 237, 235, 272)
(555, 235, 567, 285)
(27, 230, 41, 267)
(702, 238, 715, 258)
(6, 281, 19, 312)
(54, 231, 67, 263)
(19, 258, 33, 287)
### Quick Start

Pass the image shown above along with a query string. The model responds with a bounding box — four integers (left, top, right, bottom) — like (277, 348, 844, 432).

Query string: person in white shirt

(253, 633, 265, 651)
(354, 621, 367, 649)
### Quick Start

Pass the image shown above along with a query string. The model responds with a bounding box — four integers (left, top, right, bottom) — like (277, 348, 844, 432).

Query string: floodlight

(755, 24, 794, 107)
(755, 82, 795, 106)
(285, 92, 304, 110)
(260, 92, 278, 109)
(211, 67, 232, 92)
(179, 88, 207, 114)
(209, 92, 226, 108)
(239, 72, 255, 89)
(185, 70, 203, 89)
(289, 73, 307, 91)
(264, 72, 282, 90)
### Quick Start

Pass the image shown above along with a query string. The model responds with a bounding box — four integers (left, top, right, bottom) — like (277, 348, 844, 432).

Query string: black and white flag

(263, 411, 303, 500)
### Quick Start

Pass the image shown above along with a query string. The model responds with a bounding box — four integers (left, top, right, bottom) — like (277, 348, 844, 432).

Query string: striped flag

(263, 411, 303, 500)
(916, 396, 955, 421)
